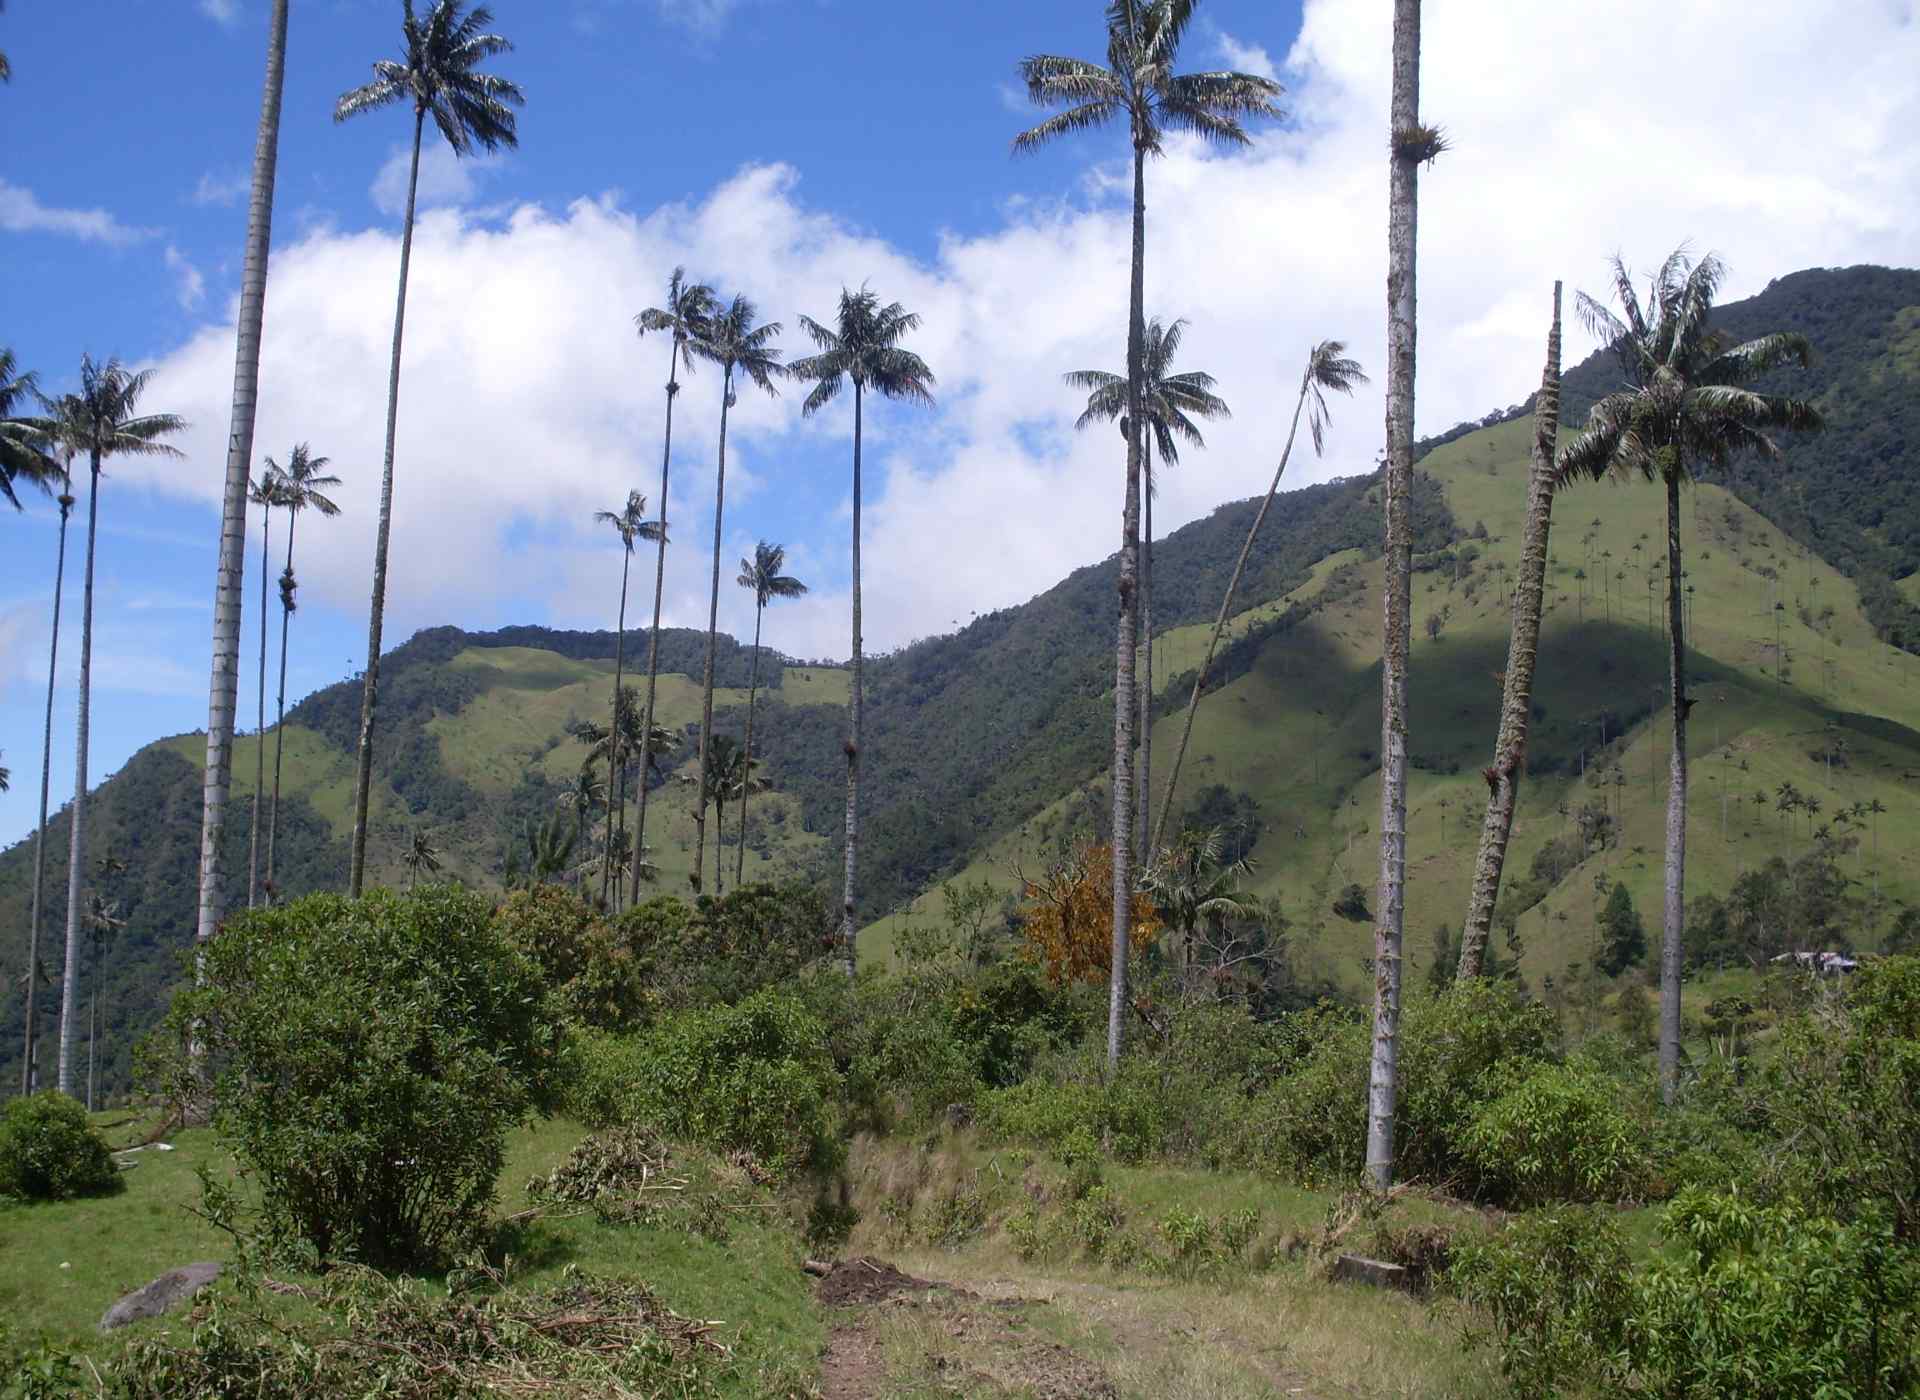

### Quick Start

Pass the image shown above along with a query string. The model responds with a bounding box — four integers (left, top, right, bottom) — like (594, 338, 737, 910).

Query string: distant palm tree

(592, 491, 664, 909)
(792, 286, 936, 978)
(1016, 0, 1282, 1071)
(82, 891, 125, 1113)
(1, 349, 59, 509)
(1556, 247, 1821, 1103)
(402, 830, 441, 890)
(195, 0, 290, 965)
(631, 269, 717, 892)
(687, 294, 785, 893)
(244, 465, 284, 908)
(579, 686, 654, 909)
(0, 0, 11, 83)
(336, 0, 523, 896)
(734, 541, 807, 886)
(1066, 315, 1229, 861)
(682, 734, 753, 897)
(35, 358, 185, 1096)
(1140, 825, 1259, 987)
(508, 813, 578, 890)
(264, 445, 341, 893)
(0, 754, 7, 790)
(713, 739, 766, 895)
(1152, 340, 1365, 851)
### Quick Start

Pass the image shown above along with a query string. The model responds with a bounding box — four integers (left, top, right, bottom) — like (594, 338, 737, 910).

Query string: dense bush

(493, 884, 640, 1031)
(1462, 1064, 1647, 1205)
(616, 884, 834, 1019)
(0, 1091, 120, 1202)
(569, 990, 839, 1179)
(162, 887, 558, 1265)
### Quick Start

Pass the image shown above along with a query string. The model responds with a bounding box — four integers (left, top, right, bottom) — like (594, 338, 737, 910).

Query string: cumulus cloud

(165, 245, 206, 310)
(370, 143, 504, 218)
(191, 170, 250, 208)
(0, 179, 152, 246)
(127, 0, 1920, 666)
(1212, 30, 1280, 83)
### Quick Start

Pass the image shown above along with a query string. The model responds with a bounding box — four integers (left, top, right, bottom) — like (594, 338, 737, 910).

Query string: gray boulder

(99, 1261, 223, 1332)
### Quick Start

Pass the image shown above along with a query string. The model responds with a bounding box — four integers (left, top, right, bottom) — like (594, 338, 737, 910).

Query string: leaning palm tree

(1151, 340, 1365, 852)
(2, 349, 59, 509)
(264, 445, 342, 893)
(402, 830, 441, 890)
(36, 359, 185, 1096)
(592, 491, 664, 908)
(734, 541, 808, 887)
(1066, 316, 1230, 862)
(631, 269, 717, 892)
(1458, 286, 1562, 978)
(244, 466, 284, 909)
(195, 0, 289, 969)
(686, 294, 784, 893)
(791, 287, 937, 978)
(1368, 0, 1442, 1192)
(336, 0, 523, 896)
(1016, 0, 1282, 1070)
(1555, 247, 1821, 1103)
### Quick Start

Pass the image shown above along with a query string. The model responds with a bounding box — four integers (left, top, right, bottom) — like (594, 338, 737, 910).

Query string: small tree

(1018, 843, 1160, 990)
(1596, 883, 1648, 977)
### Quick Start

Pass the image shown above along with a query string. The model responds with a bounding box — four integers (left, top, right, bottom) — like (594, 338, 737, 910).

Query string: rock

(99, 1262, 223, 1332)
(1329, 1254, 1412, 1291)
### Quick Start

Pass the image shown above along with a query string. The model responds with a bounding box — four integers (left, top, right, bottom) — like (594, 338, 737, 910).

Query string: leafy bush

(1462, 1064, 1647, 1205)
(492, 885, 639, 1031)
(161, 887, 557, 1265)
(616, 884, 833, 1020)
(0, 1092, 120, 1203)
(570, 990, 839, 1179)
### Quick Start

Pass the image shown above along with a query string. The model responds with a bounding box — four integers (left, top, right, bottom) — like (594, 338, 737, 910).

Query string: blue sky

(4, 0, 1919, 848)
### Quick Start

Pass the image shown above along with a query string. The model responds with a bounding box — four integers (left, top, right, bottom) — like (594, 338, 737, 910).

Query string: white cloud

(0, 179, 152, 246)
(198, 0, 241, 24)
(370, 142, 502, 218)
(165, 245, 206, 310)
(127, 0, 1920, 665)
(191, 170, 250, 208)
(1212, 30, 1280, 83)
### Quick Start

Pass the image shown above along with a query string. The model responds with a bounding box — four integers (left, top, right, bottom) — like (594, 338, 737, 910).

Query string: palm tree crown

(36, 358, 187, 471)
(1065, 316, 1230, 465)
(595, 489, 665, 552)
(333, 0, 524, 153)
(791, 288, 937, 411)
(2, 349, 59, 510)
(635, 268, 718, 390)
(271, 444, 343, 521)
(695, 294, 786, 396)
(738, 540, 809, 608)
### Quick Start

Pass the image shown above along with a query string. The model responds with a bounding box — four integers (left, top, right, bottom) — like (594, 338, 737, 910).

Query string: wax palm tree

(791, 286, 937, 978)
(1368, 0, 1443, 1191)
(687, 294, 784, 894)
(593, 491, 665, 908)
(580, 686, 653, 909)
(1151, 340, 1364, 851)
(734, 541, 807, 886)
(1556, 248, 1821, 1102)
(82, 891, 125, 1112)
(714, 739, 766, 893)
(1140, 825, 1258, 989)
(402, 830, 441, 890)
(631, 269, 717, 891)
(2, 349, 59, 509)
(508, 813, 578, 889)
(35, 359, 185, 1096)
(1459, 286, 1562, 978)
(336, 0, 522, 896)
(244, 465, 284, 909)
(1016, 0, 1282, 1071)
(195, 0, 290, 968)
(264, 445, 341, 893)
(681, 734, 750, 896)
(1067, 315, 1230, 862)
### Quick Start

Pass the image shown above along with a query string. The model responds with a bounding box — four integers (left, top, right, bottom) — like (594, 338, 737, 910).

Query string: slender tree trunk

(22, 489, 70, 1095)
(196, 0, 287, 948)
(248, 504, 271, 907)
(1151, 354, 1315, 853)
(1459, 285, 1562, 977)
(693, 367, 734, 893)
(714, 786, 726, 897)
(841, 383, 866, 980)
(1660, 472, 1689, 1103)
(1137, 443, 1153, 865)
(266, 510, 297, 892)
(1367, 0, 1422, 1192)
(600, 546, 632, 909)
(349, 108, 425, 896)
(634, 361, 680, 889)
(738, 600, 763, 889)
(1107, 141, 1147, 1074)
(86, 940, 97, 1113)
(58, 454, 103, 1096)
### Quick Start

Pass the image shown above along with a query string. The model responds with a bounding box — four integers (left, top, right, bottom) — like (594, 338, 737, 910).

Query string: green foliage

(1595, 882, 1647, 977)
(568, 990, 839, 1180)
(492, 884, 639, 1031)
(0, 1092, 119, 1203)
(160, 887, 556, 1266)
(615, 883, 833, 1021)
(1462, 1064, 1647, 1205)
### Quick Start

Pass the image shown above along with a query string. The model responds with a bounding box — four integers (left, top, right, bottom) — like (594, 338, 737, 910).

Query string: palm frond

(1698, 331, 1814, 385)
(1012, 100, 1120, 153)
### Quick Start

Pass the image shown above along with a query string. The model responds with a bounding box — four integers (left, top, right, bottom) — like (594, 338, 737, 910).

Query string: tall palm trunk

(21, 489, 71, 1094)
(1151, 353, 1316, 853)
(196, 0, 288, 949)
(692, 366, 735, 893)
(266, 510, 297, 891)
(349, 106, 426, 897)
(737, 599, 764, 889)
(248, 503, 271, 907)
(1107, 142, 1146, 1072)
(840, 382, 866, 979)
(1659, 473, 1688, 1102)
(1459, 285, 1562, 977)
(634, 354, 681, 891)
(58, 451, 103, 1095)
(1136, 442, 1153, 864)
(600, 546, 632, 909)
(1367, 0, 1422, 1192)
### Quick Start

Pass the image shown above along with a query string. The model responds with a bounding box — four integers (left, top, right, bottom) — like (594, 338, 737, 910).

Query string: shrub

(161, 887, 557, 1265)
(616, 884, 833, 1019)
(0, 1092, 120, 1203)
(492, 885, 640, 1031)
(1462, 1064, 1647, 1205)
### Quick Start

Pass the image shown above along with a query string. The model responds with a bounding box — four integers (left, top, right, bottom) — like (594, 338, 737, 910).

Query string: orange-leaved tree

(1018, 842, 1160, 988)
